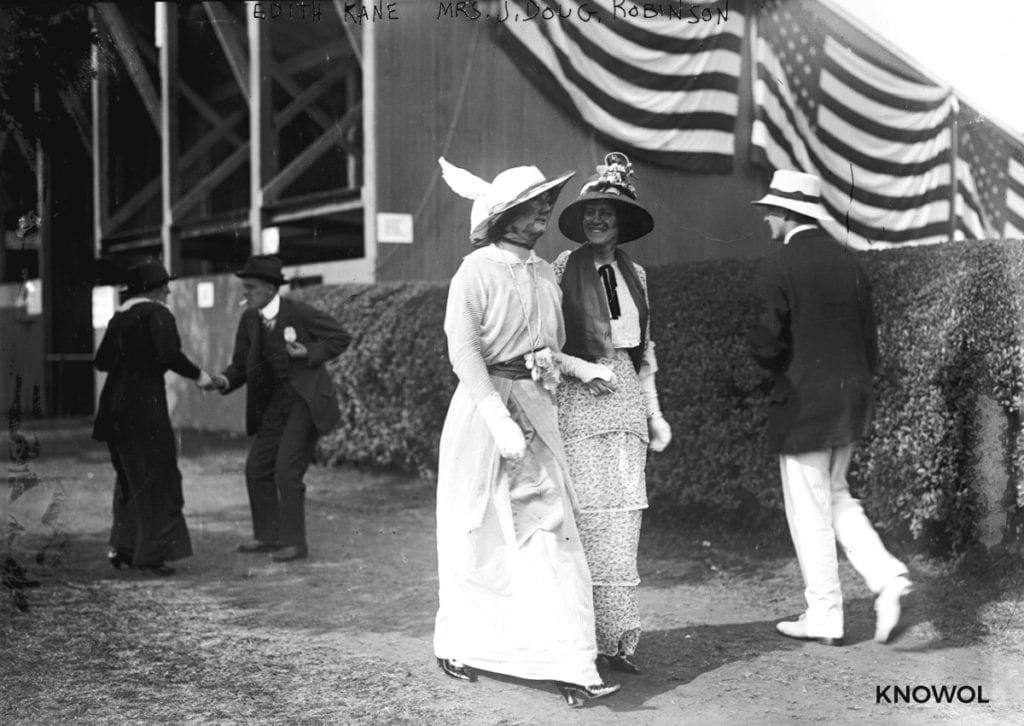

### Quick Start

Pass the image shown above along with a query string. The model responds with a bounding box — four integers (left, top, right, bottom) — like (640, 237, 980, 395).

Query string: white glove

(639, 367, 671, 451)
(648, 413, 672, 453)
(477, 392, 526, 460)
(554, 353, 617, 385)
(195, 371, 213, 389)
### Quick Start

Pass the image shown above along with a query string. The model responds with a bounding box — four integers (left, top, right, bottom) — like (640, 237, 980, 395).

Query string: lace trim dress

(553, 249, 655, 658)
(433, 244, 601, 684)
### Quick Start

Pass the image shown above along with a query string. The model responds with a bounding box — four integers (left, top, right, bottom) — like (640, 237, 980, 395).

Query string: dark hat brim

(469, 170, 576, 246)
(235, 271, 288, 285)
(558, 192, 654, 244)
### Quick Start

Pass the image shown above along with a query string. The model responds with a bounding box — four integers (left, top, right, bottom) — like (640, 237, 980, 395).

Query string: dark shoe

(107, 549, 132, 570)
(555, 681, 620, 708)
(137, 563, 175, 576)
(437, 657, 476, 682)
(600, 652, 642, 674)
(237, 540, 282, 553)
(270, 545, 308, 562)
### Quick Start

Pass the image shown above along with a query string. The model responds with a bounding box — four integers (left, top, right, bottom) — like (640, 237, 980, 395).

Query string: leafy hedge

(294, 239, 1024, 554)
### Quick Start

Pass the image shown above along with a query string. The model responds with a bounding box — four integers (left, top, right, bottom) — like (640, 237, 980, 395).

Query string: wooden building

(0, 0, 1018, 421)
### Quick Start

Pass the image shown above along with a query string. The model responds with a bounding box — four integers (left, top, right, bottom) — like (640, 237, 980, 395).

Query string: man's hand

(285, 341, 309, 359)
(206, 373, 229, 392)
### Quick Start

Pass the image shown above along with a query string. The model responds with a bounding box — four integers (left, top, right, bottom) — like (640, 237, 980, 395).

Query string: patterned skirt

(557, 350, 648, 656)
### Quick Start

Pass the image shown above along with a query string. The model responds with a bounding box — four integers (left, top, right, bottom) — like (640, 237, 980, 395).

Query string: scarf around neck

(560, 244, 648, 372)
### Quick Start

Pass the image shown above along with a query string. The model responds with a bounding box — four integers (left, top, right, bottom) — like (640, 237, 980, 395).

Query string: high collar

(480, 243, 540, 265)
(260, 294, 282, 319)
(783, 224, 818, 245)
(117, 296, 166, 313)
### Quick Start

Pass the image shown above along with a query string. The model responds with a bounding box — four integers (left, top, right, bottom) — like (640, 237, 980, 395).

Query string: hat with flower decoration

(558, 152, 654, 244)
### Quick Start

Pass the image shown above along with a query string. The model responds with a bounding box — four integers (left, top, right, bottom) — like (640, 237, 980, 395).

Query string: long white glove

(477, 392, 526, 460)
(640, 368, 672, 452)
(554, 352, 618, 396)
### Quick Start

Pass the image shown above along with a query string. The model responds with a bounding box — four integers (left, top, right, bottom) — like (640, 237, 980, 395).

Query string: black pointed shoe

(600, 652, 642, 674)
(137, 563, 175, 576)
(555, 681, 620, 708)
(437, 658, 476, 682)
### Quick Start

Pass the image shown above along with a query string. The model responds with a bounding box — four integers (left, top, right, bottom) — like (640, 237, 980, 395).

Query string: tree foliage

(0, 3, 95, 145)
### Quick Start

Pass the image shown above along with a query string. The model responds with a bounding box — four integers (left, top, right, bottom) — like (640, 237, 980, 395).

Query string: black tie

(262, 315, 275, 332)
(598, 265, 621, 320)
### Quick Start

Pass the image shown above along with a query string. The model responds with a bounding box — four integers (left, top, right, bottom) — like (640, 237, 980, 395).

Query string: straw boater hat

(558, 152, 654, 244)
(438, 157, 575, 246)
(751, 169, 831, 220)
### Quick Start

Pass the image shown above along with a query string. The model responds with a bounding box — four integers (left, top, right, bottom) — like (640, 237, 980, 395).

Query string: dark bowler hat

(235, 255, 287, 285)
(126, 260, 175, 294)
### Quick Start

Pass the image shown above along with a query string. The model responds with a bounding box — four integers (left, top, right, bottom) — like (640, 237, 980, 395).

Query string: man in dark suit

(208, 255, 350, 562)
(94, 261, 212, 575)
(749, 171, 912, 646)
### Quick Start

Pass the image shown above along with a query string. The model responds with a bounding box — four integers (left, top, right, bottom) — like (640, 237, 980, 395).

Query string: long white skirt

(433, 379, 600, 684)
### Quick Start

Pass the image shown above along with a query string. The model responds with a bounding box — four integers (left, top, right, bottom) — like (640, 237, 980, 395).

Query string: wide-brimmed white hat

(752, 169, 831, 221)
(439, 157, 575, 246)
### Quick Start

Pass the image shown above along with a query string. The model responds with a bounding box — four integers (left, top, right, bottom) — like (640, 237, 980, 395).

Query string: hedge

(292, 239, 1024, 554)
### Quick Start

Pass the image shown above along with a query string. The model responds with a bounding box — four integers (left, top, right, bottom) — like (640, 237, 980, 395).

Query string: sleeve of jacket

(94, 321, 119, 372)
(149, 306, 202, 380)
(860, 274, 880, 375)
(299, 303, 351, 367)
(749, 257, 791, 371)
(220, 314, 253, 392)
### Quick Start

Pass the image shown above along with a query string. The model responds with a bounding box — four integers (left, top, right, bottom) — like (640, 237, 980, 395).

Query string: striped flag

(493, 0, 744, 173)
(957, 104, 1024, 240)
(752, 0, 958, 248)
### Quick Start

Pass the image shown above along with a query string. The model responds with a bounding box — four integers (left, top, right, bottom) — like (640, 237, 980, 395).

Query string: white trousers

(779, 444, 908, 637)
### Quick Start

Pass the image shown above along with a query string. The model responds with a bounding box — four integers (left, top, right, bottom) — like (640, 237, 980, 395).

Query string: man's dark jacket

(750, 228, 879, 455)
(221, 297, 350, 436)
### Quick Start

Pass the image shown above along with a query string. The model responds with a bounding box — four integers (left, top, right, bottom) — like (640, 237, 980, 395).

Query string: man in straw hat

(206, 255, 351, 563)
(433, 158, 620, 707)
(749, 170, 912, 646)
(93, 261, 213, 575)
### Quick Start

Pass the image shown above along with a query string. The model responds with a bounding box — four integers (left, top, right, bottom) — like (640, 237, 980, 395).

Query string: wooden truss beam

(95, 4, 160, 133)
(172, 141, 250, 220)
(134, 37, 246, 149)
(203, 2, 251, 107)
(262, 102, 361, 201)
(332, 0, 363, 65)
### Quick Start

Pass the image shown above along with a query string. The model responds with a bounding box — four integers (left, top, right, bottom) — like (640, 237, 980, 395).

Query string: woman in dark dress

(92, 261, 210, 575)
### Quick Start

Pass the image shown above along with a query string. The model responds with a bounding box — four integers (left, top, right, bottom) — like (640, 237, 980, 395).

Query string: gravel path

(2, 425, 1022, 724)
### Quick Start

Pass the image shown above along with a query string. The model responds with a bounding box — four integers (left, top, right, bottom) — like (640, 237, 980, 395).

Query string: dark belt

(487, 355, 532, 380)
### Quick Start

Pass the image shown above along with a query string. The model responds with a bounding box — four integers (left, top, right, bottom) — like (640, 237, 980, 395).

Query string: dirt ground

(2, 422, 1023, 725)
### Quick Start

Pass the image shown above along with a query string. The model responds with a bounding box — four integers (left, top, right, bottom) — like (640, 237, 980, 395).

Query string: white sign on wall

(92, 286, 116, 329)
(377, 213, 414, 244)
(197, 281, 215, 309)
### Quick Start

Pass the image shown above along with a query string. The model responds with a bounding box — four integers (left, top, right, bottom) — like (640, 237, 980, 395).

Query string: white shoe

(874, 575, 913, 644)
(776, 615, 844, 646)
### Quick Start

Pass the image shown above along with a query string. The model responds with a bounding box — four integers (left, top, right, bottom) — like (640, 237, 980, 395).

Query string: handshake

(195, 371, 229, 392)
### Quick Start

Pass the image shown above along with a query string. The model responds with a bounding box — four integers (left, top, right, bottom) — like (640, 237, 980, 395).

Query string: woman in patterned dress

(432, 158, 622, 707)
(553, 153, 673, 674)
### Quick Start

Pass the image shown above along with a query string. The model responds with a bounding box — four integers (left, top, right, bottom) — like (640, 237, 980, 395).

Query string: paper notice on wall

(377, 213, 413, 244)
(92, 286, 116, 329)
(197, 281, 215, 309)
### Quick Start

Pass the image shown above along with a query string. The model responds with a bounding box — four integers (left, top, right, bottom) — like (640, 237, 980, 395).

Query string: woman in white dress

(433, 157, 620, 707)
